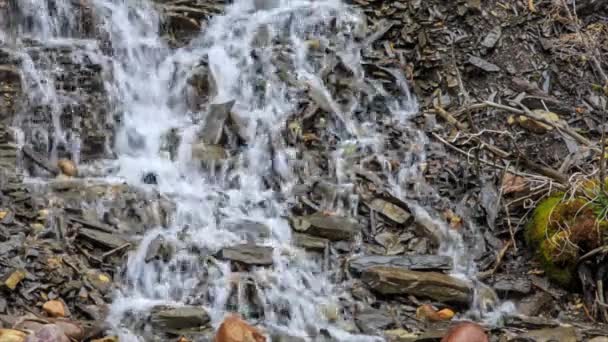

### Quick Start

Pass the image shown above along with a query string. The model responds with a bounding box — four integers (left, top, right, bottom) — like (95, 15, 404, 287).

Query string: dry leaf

(501, 173, 527, 194)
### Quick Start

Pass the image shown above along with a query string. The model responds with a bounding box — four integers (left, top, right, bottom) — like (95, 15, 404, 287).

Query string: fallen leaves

(416, 304, 455, 322)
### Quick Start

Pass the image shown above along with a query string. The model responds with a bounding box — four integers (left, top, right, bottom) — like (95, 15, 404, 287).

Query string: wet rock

(191, 143, 227, 162)
(349, 255, 453, 274)
(367, 198, 411, 224)
(468, 56, 500, 72)
(150, 306, 211, 332)
(223, 220, 271, 241)
(42, 300, 68, 318)
(290, 213, 363, 241)
(355, 307, 393, 334)
(219, 244, 273, 266)
(85, 270, 112, 293)
(293, 233, 329, 251)
(57, 159, 77, 177)
(589, 338, 608, 342)
(215, 314, 266, 342)
(145, 235, 173, 263)
(441, 322, 488, 342)
(77, 228, 129, 250)
(21, 145, 59, 175)
(361, 267, 471, 304)
(519, 326, 577, 342)
(199, 100, 235, 145)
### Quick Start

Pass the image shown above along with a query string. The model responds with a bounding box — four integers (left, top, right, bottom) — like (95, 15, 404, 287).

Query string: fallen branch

(433, 106, 569, 184)
(484, 100, 597, 150)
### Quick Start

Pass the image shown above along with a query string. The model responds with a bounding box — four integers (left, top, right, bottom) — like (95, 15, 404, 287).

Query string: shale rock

(290, 213, 363, 241)
(349, 255, 453, 274)
(361, 267, 471, 304)
(219, 244, 273, 266)
(150, 306, 211, 332)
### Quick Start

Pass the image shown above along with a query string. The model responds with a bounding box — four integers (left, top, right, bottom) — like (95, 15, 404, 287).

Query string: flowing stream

(2, 0, 513, 340)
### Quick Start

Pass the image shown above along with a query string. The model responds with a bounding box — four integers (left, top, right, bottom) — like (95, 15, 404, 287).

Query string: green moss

(526, 189, 608, 288)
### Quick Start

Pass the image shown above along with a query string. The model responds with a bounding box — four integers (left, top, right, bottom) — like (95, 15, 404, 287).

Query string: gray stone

(349, 255, 453, 274)
(368, 198, 411, 224)
(150, 306, 210, 332)
(481, 26, 502, 49)
(219, 244, 273, 266)
(290, 213, 363, 241)
(361, 267, 471, 304)
(78, 228, 129, 249)
(468, 56, 500, 72)
(293, 233, 329, 251)
(492, 274, 532, 295)
(519, 326, 577, 342)
(200, 100, 234, 145)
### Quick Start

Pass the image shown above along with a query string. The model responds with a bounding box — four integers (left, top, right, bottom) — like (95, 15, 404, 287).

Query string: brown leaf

(501, 173, 527, 194)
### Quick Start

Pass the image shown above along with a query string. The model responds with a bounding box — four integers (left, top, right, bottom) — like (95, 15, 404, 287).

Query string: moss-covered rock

(526, 188, 608, 288)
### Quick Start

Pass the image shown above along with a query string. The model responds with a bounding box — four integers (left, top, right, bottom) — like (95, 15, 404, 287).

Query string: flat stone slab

(219, 244, 273, 266)
(361, 266, 471, 304)
(349, 255, 453, 274)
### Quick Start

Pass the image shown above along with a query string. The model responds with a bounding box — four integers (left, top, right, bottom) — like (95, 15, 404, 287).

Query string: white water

(3, 0, 513, 340)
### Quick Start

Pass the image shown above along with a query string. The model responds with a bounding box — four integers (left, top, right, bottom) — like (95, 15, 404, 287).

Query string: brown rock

(441, 322, 488, 342)
(57, 159, 77, 177)
(0, 328, 27, 342)
(215, 315, 265, 342)
(42, 300, 68, 318)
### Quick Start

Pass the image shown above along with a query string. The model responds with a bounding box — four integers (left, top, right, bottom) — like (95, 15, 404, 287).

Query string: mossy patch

(526, 186, 608, 288)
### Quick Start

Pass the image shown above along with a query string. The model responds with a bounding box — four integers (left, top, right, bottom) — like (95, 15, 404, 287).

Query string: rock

(367, 199, 411, 224)
(290, 213, 363, 241)
(191, 143, 227, 162)
(590, 338, 608, 342)
(215, 315, 266, 342)
(21, 146, 59, 175)
(223, 220, 271, 241)
(481, 26, 502, 49)
(57, 159, 77, 177)
(219, 244, 273, 266)
(293, 233, 328, 251)
(25, 324, 70, 342)
(150, 306, 211, 332)
(145, 235, 173, 263)
(42, 300, 68, 318)
(441, 322, 488, 342)
(0, 329, 27, 342)
(355, 307, 393, 334)
(78, 228, 129, 249)
(349, 255, 453, 274)
(200, 100, 234, 145)
(519, 326, 577, 342)
(1, 269, 25, 290)
(85, 270, 112, 293)
(492, 274, 531, 295)
(517, 292, 554, 317)
(320, 302, 340, 322)
(361, 267, 471, 304)
(468, 56, 500, 72)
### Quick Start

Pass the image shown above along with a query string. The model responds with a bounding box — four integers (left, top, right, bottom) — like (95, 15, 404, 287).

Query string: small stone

(191, 143, 227, 162)
(321, 303, 340, 322)
(215, 314, 266, 342)
(0, 328, 27, 342)
(290, 213, 362, 241)
(43, 300, 68, 317)
(57, 159, 78, 177)
(2, 269, 25, 290)
(368, 199, 411, 224)
(468, 56, 500, 72)
(481, 26, 502, 49)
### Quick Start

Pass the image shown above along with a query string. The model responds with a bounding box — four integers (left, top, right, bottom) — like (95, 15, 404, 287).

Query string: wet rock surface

(0, 0, 607, 340)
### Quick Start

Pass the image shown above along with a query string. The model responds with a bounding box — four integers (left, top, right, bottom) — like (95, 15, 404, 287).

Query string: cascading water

(2, 0, 514, 340)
